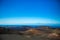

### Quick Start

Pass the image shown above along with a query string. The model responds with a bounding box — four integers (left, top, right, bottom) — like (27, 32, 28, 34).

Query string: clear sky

(0, 0, 60, 25)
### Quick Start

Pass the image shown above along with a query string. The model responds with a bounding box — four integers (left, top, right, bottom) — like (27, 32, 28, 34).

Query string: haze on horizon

(0, 18, 60, 25)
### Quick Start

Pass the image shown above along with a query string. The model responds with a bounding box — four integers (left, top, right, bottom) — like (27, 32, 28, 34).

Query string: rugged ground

(0, 26, 60, 40)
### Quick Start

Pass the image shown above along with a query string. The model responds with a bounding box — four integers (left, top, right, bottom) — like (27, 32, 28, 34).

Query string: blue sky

(0, 0, 60, 25)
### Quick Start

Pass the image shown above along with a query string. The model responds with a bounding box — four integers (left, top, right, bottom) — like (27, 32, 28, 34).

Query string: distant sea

(0, 24, 60, 28)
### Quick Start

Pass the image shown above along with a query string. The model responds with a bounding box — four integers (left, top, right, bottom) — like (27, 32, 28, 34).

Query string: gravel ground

(0, 34, 52, 40)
